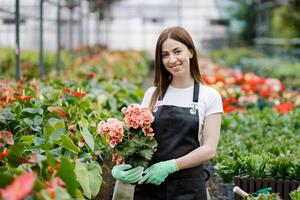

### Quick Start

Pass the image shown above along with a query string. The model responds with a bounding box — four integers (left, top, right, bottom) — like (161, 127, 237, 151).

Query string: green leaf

(60, 135, 81, 153)
(57, 156, 78, 196)
(46, 151, 57, 167)
(7, 144, 24, 167)
(88, 163, 102, 198)
(19, 135, 34, 146)
(0, 171, 13, 188)
(25, 87, 37, 98)
(139, 149, 154, 160)
(33, 115, 43, 126)
(118, 140, 136, 157)
(43, 118, 66, 141)
(81, 127, 95, 151)
(22, 108, 43, 115)
(54, 186, 72, 200)
(23, 118, 33, 126)
(75, 161, 91, 199)
(0, 107, 16, 122)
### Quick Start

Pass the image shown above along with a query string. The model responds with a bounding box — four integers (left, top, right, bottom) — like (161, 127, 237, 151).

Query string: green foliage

(58, 156, 79, 196)
(243, 193, 282, 200)
(272, 6, 300, 38)
(290, 187, 300, 200)
(215, 108, 300, 183)
(0, 50, 150, 198)
(117, 130, 158, 168)
(0, 47, 71, 79)
(210, 47, 265, 67)
(226, 0, 256, 44)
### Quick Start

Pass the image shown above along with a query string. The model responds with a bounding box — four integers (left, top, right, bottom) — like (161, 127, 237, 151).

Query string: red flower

(15, 95, 33, 101)
(232, 73, 244, 84)
(63, 88, 86, 98)
(259, 86, 271, 99)
(240, 84, 252, 93)
(47, 163, 61, 175)
(228, 95, 238, 105)
(19, 154, 37, 164)
(272, 102, 294, 114)
(223, 105, 235, 113)
(0, 172, 36, 200)
(48, 106, 66, 117)
(222, 99, 230, 107)
(215, 74, 225, 83)
(203, 76, 215, 85)
(63, 88, 70, 93)
(0, 148, 9, 160)
(86, 72, 96, 78)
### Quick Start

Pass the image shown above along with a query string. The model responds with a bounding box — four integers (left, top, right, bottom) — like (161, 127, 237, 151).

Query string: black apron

(134, 82, 207, 200)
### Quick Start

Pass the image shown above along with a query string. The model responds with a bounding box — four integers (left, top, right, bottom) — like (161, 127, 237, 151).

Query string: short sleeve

(205, 88, 223, 116)
(141, 87, 156, 108)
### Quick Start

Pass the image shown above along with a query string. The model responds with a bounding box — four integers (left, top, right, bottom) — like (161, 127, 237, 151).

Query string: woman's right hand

(111, 164, 144, 184)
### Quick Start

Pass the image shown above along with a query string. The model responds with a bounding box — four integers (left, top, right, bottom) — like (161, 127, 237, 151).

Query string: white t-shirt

(141, 84, 223, 143)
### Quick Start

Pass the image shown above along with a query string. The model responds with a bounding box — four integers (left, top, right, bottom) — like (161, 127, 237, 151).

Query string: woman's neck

(170, 76, 194, 88)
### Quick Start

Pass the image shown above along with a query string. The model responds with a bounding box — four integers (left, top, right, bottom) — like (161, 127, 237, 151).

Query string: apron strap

(193, 81, 199, 103)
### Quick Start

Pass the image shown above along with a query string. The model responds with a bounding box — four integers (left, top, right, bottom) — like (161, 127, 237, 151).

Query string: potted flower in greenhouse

(97, 103, 157, 168)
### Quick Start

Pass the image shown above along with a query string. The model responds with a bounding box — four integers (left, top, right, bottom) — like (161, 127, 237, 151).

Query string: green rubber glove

(138, 159, 178, 185)
(112, 164, 144, 184)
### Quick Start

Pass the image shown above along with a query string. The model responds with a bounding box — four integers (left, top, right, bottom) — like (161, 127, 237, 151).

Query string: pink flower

(97, 121, 109, 134)
(143, 126, 155, 139)
(112, 153, 125, 165)
(0, 131, 14, 147)
(141, 108, 154, 125)
(122, 104, 154, 129)
(0, 172, 36, 200)
(97, 118, 124, 147)
(265, 78, 283, 92)
(238, 95, 258, 104)
(99, 104, 157, 167)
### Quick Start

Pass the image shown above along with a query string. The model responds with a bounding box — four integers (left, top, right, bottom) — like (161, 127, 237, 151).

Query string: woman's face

(161, 38, 193, 79)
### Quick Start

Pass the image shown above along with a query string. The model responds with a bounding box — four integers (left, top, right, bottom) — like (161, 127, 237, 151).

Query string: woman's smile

(169, 64, 182, 72)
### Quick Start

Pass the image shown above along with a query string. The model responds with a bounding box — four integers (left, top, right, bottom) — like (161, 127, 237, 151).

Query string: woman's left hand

(138, 159, 178, 185)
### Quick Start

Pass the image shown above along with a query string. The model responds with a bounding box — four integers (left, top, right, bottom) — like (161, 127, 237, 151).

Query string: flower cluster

(122, 104, 154, 139)
(97, 104, 157, 167)
(98, 118, 124, 147)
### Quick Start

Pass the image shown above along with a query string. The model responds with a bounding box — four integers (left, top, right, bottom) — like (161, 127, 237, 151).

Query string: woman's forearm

(175, 145, 216, 170)
(176, 113, 222, 171)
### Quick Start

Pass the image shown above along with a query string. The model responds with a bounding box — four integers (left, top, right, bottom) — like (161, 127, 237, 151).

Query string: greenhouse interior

(0, 0, 299, 200)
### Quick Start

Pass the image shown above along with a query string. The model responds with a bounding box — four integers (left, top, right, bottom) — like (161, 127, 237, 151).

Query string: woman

(112, 26, 223, 200)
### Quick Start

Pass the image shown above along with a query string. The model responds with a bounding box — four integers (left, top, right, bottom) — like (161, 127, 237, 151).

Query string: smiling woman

(110, 26, 223, 200)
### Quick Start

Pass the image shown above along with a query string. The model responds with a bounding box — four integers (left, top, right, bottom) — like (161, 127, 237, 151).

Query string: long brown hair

(149, 26, 204, 110)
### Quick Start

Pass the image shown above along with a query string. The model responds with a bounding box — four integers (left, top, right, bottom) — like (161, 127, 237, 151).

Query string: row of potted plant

(209, 47, 300, 91)
(0, 47, 71, 79)
(199, 57, 300, 199)
(215, 107, 300, 183)
(199, 59, 300, 114)
(0, 50, 149, 199)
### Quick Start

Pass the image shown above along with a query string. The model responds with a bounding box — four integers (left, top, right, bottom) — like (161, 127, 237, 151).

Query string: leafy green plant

(243, 193, 282, 200)
(290, 187, 300, 200)
(0, 50, 150, 198)
(215, 108, 300, 182)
